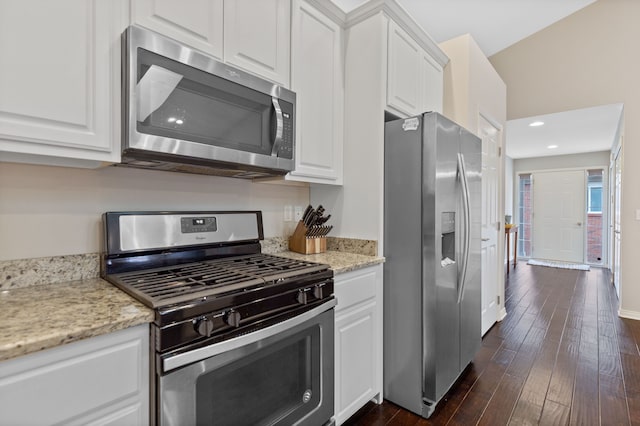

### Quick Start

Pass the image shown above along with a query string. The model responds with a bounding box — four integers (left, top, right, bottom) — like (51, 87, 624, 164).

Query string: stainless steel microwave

(121, 25, 295, 179)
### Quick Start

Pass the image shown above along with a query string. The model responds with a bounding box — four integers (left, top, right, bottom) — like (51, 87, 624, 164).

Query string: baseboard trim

(498, 308, 507, 322)
(618, 309, 640, 320)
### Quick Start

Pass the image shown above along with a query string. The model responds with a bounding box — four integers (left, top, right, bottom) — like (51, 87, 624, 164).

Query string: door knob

(577, 222, 582, 226)
(481, 238, 490, 242)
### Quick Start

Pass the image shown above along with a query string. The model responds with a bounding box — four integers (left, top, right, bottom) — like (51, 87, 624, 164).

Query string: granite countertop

(0, 242, 382, 363)
(273, 250, 384, 274)
(0, 278, 154, 362)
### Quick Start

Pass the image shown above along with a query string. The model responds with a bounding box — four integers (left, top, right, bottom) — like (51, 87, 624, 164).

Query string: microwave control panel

(279, 101, 294, 160)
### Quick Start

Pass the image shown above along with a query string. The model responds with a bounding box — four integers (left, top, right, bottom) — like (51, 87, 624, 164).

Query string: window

(586, 169, 604, 264)
(517, 173, 532, 258)
(588, 184, 602, 213)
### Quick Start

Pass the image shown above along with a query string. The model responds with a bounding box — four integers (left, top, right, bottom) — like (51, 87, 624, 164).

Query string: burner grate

(108, 254, 328, 308)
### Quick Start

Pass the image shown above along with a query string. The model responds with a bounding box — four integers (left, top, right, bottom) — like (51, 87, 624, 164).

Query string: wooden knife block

(288, 221, 327, 254)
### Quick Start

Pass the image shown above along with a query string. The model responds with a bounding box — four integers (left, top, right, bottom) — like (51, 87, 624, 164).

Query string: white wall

(490, 0, 640, 316)
(439, 33, 508, 321)
(0, 163, 309, 261)
(505, 156, 514, 217)
(514, 151, 609, 173)
(311, 13, 387, 248)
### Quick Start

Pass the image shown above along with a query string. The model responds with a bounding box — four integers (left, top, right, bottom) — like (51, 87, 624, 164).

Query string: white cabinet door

(0, 325, 149, 426)
(289, 0, 343, 184)
(335, 301, 378, 425)
(224, 0, 290, 86)
(420, 52, 443, 114)
(333, 265, 383, 425)
(132, 0, 223, 59)
(0, 0, 126, 167)
(386, 21, 422, 117)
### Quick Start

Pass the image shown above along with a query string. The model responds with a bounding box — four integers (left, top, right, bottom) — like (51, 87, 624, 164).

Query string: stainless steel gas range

(101, 211, 335, 426)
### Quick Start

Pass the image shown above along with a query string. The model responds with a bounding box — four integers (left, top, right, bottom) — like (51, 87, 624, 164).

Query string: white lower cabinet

(334, 265, 383, 425)
(0, 325, 149, 426)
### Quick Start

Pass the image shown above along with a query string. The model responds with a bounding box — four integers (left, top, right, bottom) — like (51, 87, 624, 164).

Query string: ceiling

(331, 0, 597, 57)
(506, 104, 623, 159)
(331, 0, 621, 159)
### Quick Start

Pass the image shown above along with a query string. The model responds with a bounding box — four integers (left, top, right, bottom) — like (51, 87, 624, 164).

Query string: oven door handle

(163, 299, 337, 373)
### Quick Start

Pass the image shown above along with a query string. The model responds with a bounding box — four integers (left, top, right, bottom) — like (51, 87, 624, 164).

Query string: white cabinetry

(134, 0, 290, 86)
(224, 0, 291, 86)
(420, 51, 444, 114)
(387, 21, 422, 117)
(310, 4, 448, 251)
(334, 265, 383, 425)
(0, 325, 149, 425)
(387, 20, 443, 117)
(288, 0, 343, 184)
(0, 0, 127, 168)
(131, 0, 223, 60)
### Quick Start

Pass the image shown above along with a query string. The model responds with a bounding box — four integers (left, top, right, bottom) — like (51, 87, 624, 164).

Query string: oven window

(135, 48, 286, 156)
(195, 328, 319, 426)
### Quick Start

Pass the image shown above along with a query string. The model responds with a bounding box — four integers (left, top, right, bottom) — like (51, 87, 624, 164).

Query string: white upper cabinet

(0, 0, 127, 167)
(288, 0, 343, 184)
(387, 21, 422, 117)
(420, 51, 443, 114)
(386, 20, 444, 118)
(134, 0, 290, 86)
(131, 0, 223, 60)
(224, 0, 291, 87)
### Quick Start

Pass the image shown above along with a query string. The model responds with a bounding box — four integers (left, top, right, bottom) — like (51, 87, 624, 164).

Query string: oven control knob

(297, 288, 311, 305)
(195, 317, 214, 337)
(313, 283, 327, 299)
(224, 310, 242, 328)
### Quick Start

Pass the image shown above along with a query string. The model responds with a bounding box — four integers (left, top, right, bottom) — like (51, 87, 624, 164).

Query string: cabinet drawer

(335, 268, 378, 313)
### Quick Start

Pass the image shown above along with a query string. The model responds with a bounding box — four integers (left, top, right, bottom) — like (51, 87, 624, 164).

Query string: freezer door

(383, 115, 426, 414)
(459, 128, 482, 367)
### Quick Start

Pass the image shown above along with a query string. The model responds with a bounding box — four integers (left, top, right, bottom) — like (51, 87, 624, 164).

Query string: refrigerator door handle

(456, 152, 471, 304)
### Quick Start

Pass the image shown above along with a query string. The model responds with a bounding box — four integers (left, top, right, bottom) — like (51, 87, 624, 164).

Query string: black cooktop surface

(106, 253, 329, 309)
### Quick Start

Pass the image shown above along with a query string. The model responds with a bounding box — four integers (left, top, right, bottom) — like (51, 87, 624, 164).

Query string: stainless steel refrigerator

(383, 112, 481, 418)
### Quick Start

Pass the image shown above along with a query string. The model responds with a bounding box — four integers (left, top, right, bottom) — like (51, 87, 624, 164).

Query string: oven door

(159, 300, 335, 426)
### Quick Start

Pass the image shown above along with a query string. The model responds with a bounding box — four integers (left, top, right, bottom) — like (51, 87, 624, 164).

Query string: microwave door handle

(271, 97, 284, 157)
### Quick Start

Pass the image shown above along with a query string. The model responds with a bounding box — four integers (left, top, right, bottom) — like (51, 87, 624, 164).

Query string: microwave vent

(116, 158, 279, 179)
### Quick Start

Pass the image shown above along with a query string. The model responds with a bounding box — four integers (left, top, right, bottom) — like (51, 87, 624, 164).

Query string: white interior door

(532, 170, 585, 263)
(613, 146, 622, 298)
(479, 115, 500, 336)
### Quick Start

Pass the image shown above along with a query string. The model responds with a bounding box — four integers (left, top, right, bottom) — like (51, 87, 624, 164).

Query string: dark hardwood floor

(344, 262, 640, 426)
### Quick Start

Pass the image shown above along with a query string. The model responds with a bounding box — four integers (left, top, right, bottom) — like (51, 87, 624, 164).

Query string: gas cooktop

(107, 253, 329, 308)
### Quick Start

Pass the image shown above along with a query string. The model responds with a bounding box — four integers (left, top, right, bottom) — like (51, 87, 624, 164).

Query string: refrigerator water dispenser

(441, 212, 455, 266)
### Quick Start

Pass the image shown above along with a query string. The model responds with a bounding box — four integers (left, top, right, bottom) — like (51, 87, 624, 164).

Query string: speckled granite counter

(273, 250, 384, 274)
(0, 278, 154, 362)
(0, 238, 381, 363)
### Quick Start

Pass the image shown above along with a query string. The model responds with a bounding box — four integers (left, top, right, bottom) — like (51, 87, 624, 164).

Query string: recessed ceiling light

(547, 145, 558, 149)
(529, 121, 544, 127)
